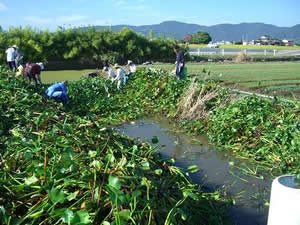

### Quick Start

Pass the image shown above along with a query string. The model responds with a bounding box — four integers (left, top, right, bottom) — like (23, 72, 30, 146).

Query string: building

(282, 39, 295, 46)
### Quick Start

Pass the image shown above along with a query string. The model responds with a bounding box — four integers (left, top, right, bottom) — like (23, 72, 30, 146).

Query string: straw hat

(113, 63, 120, 69)
(12, 44, 18, 49)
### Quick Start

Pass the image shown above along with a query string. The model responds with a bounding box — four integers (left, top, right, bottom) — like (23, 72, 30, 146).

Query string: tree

(190, 31, 212, 44)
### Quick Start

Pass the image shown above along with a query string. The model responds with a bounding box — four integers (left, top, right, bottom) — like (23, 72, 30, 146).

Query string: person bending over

(45, 81, 69, 103)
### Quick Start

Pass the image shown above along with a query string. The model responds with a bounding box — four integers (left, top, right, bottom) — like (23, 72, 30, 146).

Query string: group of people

(5, 43, 184, 105)
(6, 44, 45, 87)
(103, 60, 136, 90)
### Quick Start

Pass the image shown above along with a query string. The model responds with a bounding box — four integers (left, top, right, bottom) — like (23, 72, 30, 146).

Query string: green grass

(187, 44, 300, 50)
(42, 69, 94, 84)
(142, 62, 300, 97)
(42, 62, 300, 97)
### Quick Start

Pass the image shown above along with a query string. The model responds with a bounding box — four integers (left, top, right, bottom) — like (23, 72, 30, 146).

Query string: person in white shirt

(103, 66, 116, 81)
(127, 60, 136, 75)
(5, 45, 18, 72)
(112, 64, 126, 90)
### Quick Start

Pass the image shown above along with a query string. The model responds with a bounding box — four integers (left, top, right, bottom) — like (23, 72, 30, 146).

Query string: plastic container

(267, 175, 300, 225)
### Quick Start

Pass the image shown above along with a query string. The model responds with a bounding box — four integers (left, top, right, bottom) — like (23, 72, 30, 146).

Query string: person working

(112, 64, 126, 90)
(103, 66, 116, 81)
(5, 45, 18, 72)
(173, 45, 185, 80)
(16, 64, 24, 77)
(45, 81, 69, 103)
(127, 60, 136, 75)
(24, 62, 45, 86)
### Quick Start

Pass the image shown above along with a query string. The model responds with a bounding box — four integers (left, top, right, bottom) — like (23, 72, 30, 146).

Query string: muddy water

(116, 117, 272, 225)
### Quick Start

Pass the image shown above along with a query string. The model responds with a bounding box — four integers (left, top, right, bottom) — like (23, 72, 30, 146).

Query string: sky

(0, 0, 299, 30)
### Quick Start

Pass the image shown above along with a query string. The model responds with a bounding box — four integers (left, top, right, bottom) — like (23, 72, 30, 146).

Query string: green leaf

(140, 160, 150, 170)
(119, 209, 131, 221)
(101, 222, 110, 225)
(48, 188, 66, 204)
(108, 175, 121, 190)
(154, 169, 163, 175)
(24, 175, 39, 185)
(151, 136, 159, 144)
(62, 209, 74, 224)
(88, 150, 97, 158)
(187, 165, 199, 173)
(71, 211, 91, 224)
(67, 191, 79, 201)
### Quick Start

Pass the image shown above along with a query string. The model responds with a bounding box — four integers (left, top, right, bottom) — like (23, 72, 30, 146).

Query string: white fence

(189, 48, 278, 56)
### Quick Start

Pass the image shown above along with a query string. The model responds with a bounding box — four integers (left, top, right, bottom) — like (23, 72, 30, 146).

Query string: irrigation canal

(116, 116, 272, 225)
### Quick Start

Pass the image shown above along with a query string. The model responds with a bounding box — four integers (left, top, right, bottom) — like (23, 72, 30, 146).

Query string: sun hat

(114, 63, 120, 69)
(36, 62, 45, 70)
(127, 60, 132, 65)
(12, 44, 18, 49)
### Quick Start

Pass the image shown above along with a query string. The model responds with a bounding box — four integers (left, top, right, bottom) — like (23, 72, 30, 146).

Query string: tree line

(0, 27, 178, 66)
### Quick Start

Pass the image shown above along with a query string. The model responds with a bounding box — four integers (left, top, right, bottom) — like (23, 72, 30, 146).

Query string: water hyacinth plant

(1, 65, 299, 224)
(0, 68, 230, 224)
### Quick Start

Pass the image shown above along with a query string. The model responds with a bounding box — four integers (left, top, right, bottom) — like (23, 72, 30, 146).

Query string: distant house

(257, 35, 284, 46)
(282, 39, 295, 46)
(183, 34, 193, 43)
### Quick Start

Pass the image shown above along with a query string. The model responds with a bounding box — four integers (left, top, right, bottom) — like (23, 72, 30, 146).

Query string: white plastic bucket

(267, 175, 300, 225)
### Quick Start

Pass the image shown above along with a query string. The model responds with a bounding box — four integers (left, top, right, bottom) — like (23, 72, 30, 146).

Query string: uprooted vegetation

(0, 64, 299, 224)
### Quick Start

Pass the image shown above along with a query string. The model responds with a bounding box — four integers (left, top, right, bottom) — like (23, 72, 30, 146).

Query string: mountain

(93, 21, 300, 43)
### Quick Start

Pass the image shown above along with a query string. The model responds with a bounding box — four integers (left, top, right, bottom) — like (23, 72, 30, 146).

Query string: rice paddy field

(140, 62, 300, 98)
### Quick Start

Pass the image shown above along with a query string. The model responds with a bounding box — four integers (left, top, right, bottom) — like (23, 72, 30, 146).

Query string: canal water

(116, 116, 272, 225)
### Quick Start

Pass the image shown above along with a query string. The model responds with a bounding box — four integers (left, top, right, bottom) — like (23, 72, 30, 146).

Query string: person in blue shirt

(45, 81, 69, 103)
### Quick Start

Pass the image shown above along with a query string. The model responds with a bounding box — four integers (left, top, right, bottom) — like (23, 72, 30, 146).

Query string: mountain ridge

(92, 21, 300, 43)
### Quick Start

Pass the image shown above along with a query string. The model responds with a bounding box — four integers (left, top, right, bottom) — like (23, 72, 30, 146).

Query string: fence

(189, 48, 278, 56)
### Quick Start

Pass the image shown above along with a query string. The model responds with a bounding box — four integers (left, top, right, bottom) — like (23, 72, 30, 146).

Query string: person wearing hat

(103, 65, 116, 81)
(5, 45, 18, 72)
(45, 80, 69, 103)
(127, 60, 136, 75)
(112, 63, 126, 90)
(24, 62, 45, 86)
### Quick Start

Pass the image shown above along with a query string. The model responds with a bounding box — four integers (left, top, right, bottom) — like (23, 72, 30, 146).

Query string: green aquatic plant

(0, 69, 231, 225)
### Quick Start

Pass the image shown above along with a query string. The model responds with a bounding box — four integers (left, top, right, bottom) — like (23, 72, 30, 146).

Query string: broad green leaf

(24, 175, 38, 185)
(140, 160, 150, 170)
(71, 211, 91, 224)
(154, 169, 163, 175)
(108, 175, 121, 190)
(62, 209, 74, 224)
(48, 188, 66, 204)
(119, 209, 131, 221)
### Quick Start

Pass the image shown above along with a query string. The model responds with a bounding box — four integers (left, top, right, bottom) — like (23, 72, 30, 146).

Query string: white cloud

(0, 2, 7, 10)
